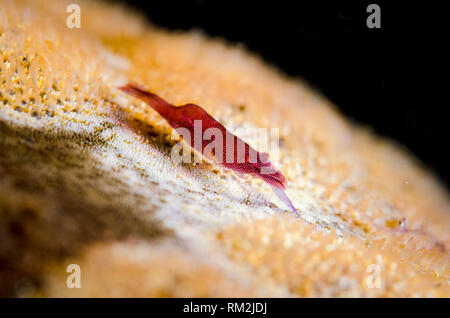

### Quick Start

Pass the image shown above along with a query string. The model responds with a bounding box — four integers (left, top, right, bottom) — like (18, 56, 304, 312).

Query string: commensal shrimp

(119, 83, 297, 213)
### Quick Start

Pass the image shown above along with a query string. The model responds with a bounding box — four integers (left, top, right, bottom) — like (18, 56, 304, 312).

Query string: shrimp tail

(270, 185, 298, 214)
(118, 83, 173, 116)
(118, 83, 150, 99)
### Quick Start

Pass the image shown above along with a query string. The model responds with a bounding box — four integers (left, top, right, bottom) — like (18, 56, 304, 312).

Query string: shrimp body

(119, 84, 296, 213)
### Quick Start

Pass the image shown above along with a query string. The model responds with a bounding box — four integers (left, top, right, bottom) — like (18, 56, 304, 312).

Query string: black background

(113, 0, 448, 187)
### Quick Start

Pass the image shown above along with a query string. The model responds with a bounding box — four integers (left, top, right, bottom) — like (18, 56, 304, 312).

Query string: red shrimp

(119, 83, 296, 213)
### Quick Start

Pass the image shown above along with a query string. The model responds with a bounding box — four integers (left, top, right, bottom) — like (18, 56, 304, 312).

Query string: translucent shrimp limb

(270, 185, 297, 213)
(119, 83, 297, 213)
